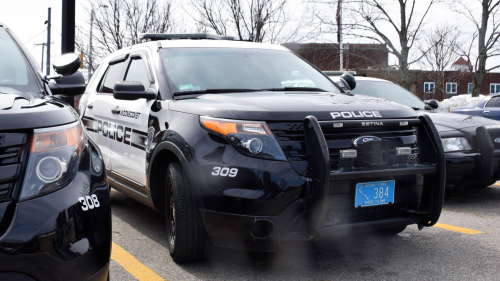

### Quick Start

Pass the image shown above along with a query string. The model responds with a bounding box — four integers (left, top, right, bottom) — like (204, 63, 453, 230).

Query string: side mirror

(113, 81, 157, 100)
(425, 99, 439, 109)
(48, 71, 86, 96)
(340, 73, 356, 91)
(53, 53, 81, 76)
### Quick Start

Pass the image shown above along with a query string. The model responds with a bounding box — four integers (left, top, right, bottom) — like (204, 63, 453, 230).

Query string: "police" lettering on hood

(330, 111, 382, 119)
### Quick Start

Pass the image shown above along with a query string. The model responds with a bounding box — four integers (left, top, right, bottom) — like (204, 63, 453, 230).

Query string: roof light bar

(138, 33, 236, 41)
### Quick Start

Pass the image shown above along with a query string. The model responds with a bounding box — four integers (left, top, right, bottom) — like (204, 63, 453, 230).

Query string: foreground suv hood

(422, 111, 500, 132)
(169, 92, 417, 121)
(0, 94, 77, 130)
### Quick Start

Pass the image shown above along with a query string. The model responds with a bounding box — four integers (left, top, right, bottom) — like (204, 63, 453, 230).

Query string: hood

(422, 111, 500, 132)
(0, 93, 77, 130)
(169, 92, 418, 121)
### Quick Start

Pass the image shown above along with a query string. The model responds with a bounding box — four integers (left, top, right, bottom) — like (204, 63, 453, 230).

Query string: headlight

(200, 116, 286, 161)
(21, 122, 85, 200)
(441, 137, 472, 152)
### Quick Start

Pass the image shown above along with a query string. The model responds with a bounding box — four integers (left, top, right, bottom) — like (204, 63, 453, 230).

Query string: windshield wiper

(172, 88, 261, 96)
(262, 87, 327, 92)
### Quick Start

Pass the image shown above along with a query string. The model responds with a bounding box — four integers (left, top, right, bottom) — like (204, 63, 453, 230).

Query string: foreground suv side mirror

(425, 99, 439, 109)
(49, 72, 86, 96)
(113, 81, 157, 100)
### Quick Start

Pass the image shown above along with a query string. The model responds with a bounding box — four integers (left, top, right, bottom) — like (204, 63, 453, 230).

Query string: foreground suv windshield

(351, 80, 426, 110)
(0, 28, 41, 98)
(160, 48, 340, 94)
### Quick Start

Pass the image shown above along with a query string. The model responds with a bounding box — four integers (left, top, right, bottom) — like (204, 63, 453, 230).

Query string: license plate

(354, 180, 395, 208)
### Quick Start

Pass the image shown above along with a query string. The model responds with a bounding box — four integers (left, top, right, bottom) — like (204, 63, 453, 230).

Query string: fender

(148, 141, 206, 211)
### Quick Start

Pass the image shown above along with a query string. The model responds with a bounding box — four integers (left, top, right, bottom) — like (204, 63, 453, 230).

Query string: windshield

(351, 80, 426, 110)
(160, 48, 340, 94)
(0, 28, 41, 98)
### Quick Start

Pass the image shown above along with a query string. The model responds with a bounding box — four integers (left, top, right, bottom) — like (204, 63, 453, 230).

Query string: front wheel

(166, 162, 205, 263)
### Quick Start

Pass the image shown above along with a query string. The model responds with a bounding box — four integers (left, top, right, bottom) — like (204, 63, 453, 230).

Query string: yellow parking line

(493, 183, 500, 186)
(433, 223, 483, 235)
(111, 242, 165, 281)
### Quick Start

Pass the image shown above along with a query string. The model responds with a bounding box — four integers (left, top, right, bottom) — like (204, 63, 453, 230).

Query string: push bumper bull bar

(302, 114, 446, 240)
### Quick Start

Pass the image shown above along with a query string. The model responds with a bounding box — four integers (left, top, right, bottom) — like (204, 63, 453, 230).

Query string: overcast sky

(1, 0, 497, 72)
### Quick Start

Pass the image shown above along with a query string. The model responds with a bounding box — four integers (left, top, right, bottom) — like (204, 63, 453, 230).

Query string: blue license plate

(354, 180, 395, 208)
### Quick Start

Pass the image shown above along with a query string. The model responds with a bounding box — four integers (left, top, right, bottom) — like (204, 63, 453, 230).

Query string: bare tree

(189, 0, 290, 43)
(451, 0, 500, 97)
(78, 0, 175, 76)
(344, 0, 435, 89)
(419, 25, 466, 100)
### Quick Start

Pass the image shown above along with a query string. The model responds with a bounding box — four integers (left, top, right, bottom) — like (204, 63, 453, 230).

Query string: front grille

(327, 203, 405, 223)
(268, 121, 420, 176)
(0, 132, 28, 202)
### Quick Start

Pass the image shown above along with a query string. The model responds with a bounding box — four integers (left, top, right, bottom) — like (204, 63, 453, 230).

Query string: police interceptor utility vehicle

(0, 23, 110, 280)
(79, 33, 446, 263)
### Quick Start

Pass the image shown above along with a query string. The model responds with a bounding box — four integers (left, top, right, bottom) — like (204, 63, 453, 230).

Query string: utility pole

(46, 7, 51, 75)
(338, 0, 343, 71)
(88, 9, 93, 79)
(62, 0, 76, 108)
(34, 43, 47, 71)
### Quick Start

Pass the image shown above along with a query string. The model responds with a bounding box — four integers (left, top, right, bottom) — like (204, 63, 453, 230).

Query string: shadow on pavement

(110, 186, 500, 280)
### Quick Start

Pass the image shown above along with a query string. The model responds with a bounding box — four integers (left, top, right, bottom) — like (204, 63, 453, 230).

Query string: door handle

(87, 103, 93, 109)
(111, 108, 121, 114)
(484, 111, 490, 114)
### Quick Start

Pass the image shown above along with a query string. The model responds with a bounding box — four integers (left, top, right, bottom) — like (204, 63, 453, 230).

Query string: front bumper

(198, 115, 445, 252)
(0, 143, 111, 281)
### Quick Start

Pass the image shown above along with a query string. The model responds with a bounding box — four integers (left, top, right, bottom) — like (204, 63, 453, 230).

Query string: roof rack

(138, 33, 236, 42)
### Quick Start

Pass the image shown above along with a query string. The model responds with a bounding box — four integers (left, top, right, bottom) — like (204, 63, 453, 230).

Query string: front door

(110, 51, 156, 186)
(84, 59, 128, 169)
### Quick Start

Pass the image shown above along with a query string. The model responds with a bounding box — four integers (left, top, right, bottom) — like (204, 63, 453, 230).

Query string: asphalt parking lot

(108, 184, 500, 281)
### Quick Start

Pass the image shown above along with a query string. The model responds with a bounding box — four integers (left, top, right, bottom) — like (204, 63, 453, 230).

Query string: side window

(124, 58, 151, 89)
(100, 61, 126, 94)
(486, 97, 497, 108)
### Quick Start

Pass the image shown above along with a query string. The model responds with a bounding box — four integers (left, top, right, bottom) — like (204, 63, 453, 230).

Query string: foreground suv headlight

(200, 116, 286, 161)
(21, 122, 85, 200)
(441, 137, 472, 152)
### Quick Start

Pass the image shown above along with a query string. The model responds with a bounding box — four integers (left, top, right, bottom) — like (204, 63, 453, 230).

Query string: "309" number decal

(79, 194, 100, 211)
(212, 167, 238, 177)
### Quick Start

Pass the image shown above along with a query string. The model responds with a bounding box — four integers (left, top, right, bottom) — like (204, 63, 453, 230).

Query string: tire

(378, 225, 407, 235)
(165, 162, 205, 263)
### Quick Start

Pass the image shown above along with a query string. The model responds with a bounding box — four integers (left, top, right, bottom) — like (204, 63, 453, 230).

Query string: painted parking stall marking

(433, 223, 483, 235)
(111, 242, 165, 281)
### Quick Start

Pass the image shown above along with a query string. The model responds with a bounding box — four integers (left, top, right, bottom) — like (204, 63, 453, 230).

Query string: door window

(125, 58, 151, 89)
(100, 61, 126, 94)
(486, 97, 497, 108)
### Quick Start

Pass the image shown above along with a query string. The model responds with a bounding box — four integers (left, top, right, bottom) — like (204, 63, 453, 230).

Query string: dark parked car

(451, 94, 500, 121)
(79, 33, 445, 263)
(0, 23, 110, 280)
(330, 75, 500, 188)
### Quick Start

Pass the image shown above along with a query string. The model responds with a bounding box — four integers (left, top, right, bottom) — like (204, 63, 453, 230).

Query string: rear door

(84, 57, 128, 169)
(110, 50, 156, 186)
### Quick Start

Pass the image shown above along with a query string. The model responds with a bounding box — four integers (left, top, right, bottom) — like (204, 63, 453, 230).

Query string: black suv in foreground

(0, 24, 110, 280)
(79, 33, 445, 263)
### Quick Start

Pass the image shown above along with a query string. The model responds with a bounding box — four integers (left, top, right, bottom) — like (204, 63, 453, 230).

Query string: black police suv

(332, 75, 500, 189)
(79, 33, 445, 263)
(0, 23, 110, 280)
